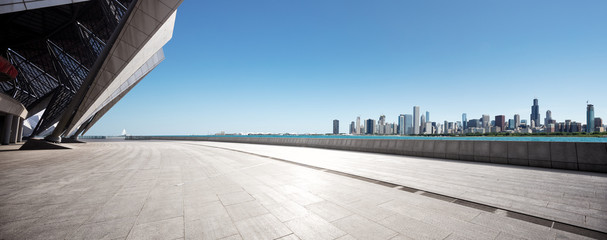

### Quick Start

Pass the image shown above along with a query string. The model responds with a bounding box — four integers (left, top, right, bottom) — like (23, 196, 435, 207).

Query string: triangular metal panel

(47, 40, 90, 92)
(77, 22, 107, 59)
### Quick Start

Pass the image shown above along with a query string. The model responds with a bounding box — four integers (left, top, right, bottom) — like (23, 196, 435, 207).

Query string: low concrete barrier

(125, 136, 607, 173)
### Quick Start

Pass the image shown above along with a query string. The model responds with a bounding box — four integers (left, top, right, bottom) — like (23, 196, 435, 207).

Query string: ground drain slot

(189, 143, 607, 238)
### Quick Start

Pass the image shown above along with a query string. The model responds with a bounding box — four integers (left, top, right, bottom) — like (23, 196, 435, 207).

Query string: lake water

(160, 135, 607, 143)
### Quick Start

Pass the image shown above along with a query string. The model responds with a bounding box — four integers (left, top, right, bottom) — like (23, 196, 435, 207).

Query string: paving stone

(332, 215, 398, 240)
(127, 216, 184, 240)
(305, 200, 353, 222)
(66, 216, 136, 240)
(285, 214, 346, 240)
(185, 215, 239, 240)
(218, 191, 255, 206)
(226, 201, 270, 221)
(379, 214, 452, 240)
(234, 214, 292, 240)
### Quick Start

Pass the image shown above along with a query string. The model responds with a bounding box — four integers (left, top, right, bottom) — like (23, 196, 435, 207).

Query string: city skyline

(83, 1, 607, 135)
(338, 98, 603, 135)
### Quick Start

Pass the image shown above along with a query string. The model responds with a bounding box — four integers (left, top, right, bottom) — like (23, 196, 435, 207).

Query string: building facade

(587, 104, 594, 133)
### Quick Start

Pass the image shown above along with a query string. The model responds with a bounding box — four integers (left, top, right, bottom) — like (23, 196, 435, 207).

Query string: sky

(86, 0, 607, 135)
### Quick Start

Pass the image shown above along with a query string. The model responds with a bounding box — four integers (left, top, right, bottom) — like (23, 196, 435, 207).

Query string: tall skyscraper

(426, 111, 430, 122)
(545, 110, 552, 127)
(482, 115, 490, 128)
(398, 114, 405, 135)
(514, 114, 520, 129)
(378, 115, 386, 134)
(333, 120, 339, 134)
(413, 106, 420, 134)
(587, 104, 595, 133)
(355, 116, 361, 135)
(530, 98, 540, 127)
(349, 121, 355, 134)
(404, 114, 413, 135)
(365, 119, 375, 134)
(462, 113, 467, 130)
(495, 115, 506, 132)
(421, 114, 426, 133)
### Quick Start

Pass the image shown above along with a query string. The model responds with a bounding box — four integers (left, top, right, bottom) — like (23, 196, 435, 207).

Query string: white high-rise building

(355, 116, 361, 135)
(413, 106, 420, 134)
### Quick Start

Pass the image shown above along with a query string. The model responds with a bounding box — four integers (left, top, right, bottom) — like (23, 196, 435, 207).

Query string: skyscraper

(421, 114, 426, 133)
(349, 121, 355, 134)
(355, 116, 361, 135)
(482, 115, 490, 128)
(530, 98, 540, 127)
(378, 115, 386, 134)
(426, 111, 430, 122)
(587, 104, 595, 133)
(413, 106, 420, 134)
(508, 119, 515, 130)
(333, 120, 339, 134)
(404, 114, 413, 135)
(495, 115, 506, 132)
(398, 114, 405, 135)
(365, 119, 375, 135)
(545, 110, 552, 127)
(462, 113, 467, 130)
(514, 114, 520, 129)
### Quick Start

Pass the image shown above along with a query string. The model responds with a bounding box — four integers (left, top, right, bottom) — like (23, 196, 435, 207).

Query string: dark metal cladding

(0, 0, 134, 137)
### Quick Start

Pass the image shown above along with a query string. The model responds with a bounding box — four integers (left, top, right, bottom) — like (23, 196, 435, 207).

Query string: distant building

(545, 110, 552, 127)
(398, 114, 405, 135)
(349, 121, 355, 134)
(490, 126, 501, 133)
(495, 115, 506, 132)
(378, 115, 386, 134)
(514, 114, 521, 129)
(468, 119, 480, 128)
(426, 111, 430, 122)
(587, 104, 595, 133)
(508, 119, 515, 130)
(595, 117, 603, 129)
(481, 115, 490, 128)
(365, 119, 375, 135)
(423, 122, 433, 135)
(421, 114, 426, 133)
(333, 120, 339, 134)
(413, 106, 420, 134)
(356, 117, 361, 135)
(462, 113, 467, 130)
(530, 98, 540, 127)
(404, 114, 413, 135)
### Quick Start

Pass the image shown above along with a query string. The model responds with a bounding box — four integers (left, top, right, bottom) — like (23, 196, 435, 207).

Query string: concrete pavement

(0, 140, 605, 239)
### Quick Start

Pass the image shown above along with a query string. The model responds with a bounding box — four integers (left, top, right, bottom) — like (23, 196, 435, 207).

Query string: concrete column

(17, 117, 24, 142)
(10, 115, 19, 143)
(2, 115, 13, 145)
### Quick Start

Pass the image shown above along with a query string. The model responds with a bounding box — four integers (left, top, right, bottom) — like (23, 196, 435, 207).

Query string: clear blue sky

(86, 0, 607, 135)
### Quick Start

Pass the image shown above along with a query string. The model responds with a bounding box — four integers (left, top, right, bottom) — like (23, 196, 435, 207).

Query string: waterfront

(151, 135, 607, 143)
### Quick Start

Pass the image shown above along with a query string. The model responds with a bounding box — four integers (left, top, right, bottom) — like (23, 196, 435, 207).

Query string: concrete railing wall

(126, 136, 607, 173)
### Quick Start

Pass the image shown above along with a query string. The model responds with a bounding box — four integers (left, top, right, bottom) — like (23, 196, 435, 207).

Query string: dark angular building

(0, 0, 184, 143)
(530, 98, 540, 127)
(333, 119, 339, 134)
